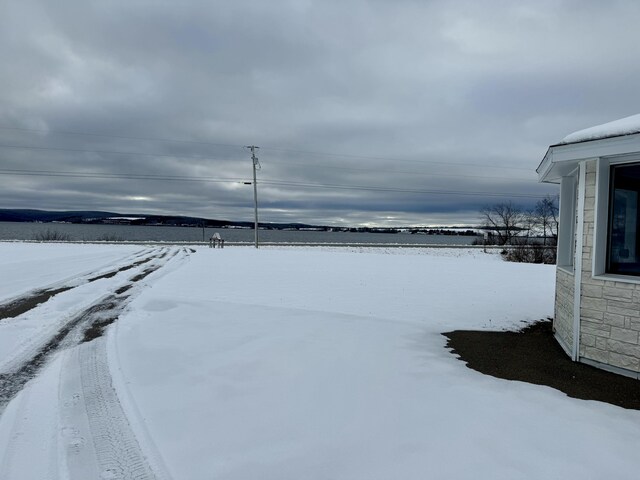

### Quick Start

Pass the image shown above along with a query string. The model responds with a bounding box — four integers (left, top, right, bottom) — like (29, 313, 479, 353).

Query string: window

(557, 175, 577, 270)
(607, 163, 640, 276)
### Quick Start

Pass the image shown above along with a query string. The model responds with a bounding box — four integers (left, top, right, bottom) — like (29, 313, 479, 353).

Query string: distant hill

(0, 208, 314, 230)
(0, 209, 123, 223)
(0, 209, 480, 235)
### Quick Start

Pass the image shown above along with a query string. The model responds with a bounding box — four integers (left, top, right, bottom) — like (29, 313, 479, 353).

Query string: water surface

(0, 222, 479, 245)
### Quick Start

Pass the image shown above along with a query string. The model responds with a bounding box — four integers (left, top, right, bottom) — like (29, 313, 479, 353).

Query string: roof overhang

(537, 132, 640, 184)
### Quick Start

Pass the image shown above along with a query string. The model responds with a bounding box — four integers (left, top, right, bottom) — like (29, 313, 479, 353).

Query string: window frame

(557, 172, 578, 273)
(593, 156, 640, 283)
(606, 163, 640, 276)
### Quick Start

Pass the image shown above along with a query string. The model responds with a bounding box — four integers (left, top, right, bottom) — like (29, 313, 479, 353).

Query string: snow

(560, 113, 640, 145)
(0, 242, 143, 303)
(0, 354, 64, 480)
(2, 244, 640, 479)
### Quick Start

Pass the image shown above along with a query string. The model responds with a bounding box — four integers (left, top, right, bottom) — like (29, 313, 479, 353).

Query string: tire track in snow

(0, 249, 193, 480)
(68, 338, 160, 480)
(0, 247, 191, 478)
(0, 377, 33, 478)
(0, 247, 187, 411)
(0, 354, 65, 480)
(0, 248, 162, 321)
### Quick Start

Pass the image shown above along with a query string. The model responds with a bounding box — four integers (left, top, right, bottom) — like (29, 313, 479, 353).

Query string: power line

(0, 125, 532, 171)
(0, 143, 236, 162)
(260, 179, 547, 199)
(0, 167, 551, 199)
(267, 159, 535, 181)
(0, 126, 241, 149)
(0, 168, 246, 184)
(261, 145, 531, 171)
(0, 141, 533, 177)
(0, 141, 534, 180)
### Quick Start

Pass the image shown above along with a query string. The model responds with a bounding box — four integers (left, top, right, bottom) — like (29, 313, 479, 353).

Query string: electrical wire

(267, 159, 535, 181)
(262, 146, 531, 171)
(0, 168, 246, 184)
(0, 125, 532, 171)
(0, 142, 534, 180)
(0, 126, 241, 149)
(0, 168, 550, 199)
(260, 179, 547, 198)
(0, 126, 549, 202)
(0, 143, 235, 162)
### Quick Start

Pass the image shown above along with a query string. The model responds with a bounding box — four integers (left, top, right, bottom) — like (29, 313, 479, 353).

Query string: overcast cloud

(1, 0, 639, 226)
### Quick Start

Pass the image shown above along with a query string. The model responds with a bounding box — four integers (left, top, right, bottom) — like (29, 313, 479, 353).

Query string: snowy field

(1, 243, 640, 479)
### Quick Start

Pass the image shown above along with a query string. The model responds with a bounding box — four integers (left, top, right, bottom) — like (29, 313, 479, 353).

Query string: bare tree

(480, 201, 525, 245)
(533, 195, 559, 245)
(521, 207, 536, 242)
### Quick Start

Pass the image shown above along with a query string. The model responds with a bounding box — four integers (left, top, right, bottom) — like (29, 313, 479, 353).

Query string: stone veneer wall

(577, 160, 640, 374)
(554, 268, 574, 355)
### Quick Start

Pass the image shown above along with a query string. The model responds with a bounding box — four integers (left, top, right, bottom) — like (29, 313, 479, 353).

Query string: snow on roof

(558, 113, 640, 145)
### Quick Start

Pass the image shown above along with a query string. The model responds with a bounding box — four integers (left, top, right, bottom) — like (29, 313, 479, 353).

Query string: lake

(0, 222, 480, 246)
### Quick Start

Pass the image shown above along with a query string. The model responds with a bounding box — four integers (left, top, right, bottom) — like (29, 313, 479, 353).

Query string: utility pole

(245, 145, 260, 248)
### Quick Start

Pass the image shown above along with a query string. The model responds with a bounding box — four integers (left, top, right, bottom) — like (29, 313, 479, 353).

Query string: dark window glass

(608, 163, 640, 276)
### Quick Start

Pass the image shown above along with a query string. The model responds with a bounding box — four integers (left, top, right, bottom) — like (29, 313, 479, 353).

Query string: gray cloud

(0, 0, 638, 226)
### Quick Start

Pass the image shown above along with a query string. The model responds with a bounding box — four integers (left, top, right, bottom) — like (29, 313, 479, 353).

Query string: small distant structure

(538, 113, 640, 378)
(209, 232, 224, 248)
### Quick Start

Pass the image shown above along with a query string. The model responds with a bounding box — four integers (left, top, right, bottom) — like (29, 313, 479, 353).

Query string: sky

(1, 0, 639, 227)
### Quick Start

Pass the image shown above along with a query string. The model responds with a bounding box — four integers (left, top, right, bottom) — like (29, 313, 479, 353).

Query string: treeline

(409, 228, 477, 236)
(479, 195, 559, 264)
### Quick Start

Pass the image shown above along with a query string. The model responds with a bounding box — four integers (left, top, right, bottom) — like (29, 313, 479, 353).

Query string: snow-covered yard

(1, 243, 639, 479)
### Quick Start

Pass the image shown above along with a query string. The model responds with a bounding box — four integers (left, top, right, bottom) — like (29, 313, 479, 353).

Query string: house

(538, 114, 640, 378)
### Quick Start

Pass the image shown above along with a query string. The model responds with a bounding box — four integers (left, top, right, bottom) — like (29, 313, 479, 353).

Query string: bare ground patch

(443, 320, 640, 410)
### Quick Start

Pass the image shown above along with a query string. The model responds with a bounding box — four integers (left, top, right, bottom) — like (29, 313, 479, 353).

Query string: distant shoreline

(0, 222, 481, 246)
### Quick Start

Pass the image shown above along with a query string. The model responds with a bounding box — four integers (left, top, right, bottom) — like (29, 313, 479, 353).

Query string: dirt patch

(443, 320, 640, 410)
(86, 255, 157, 283)
(0, 300, 119, 408)
(0, 286, 74, 321)
(0, 254, 162, 322)
(114, 284, 132, 295)
(82, 315, 119, 343)
(87, 271, 119, 281)
(0, 251, 172, 410)
(130, 266, 160, 283)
